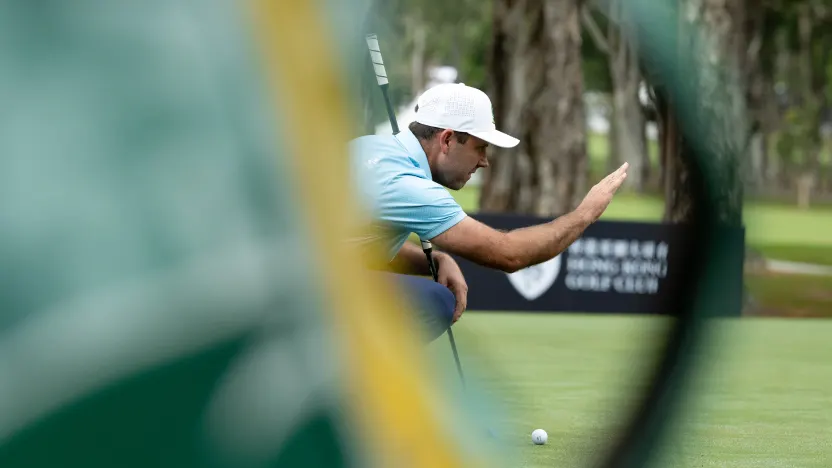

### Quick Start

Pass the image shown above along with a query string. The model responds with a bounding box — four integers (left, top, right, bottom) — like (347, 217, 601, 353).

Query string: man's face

(434, 130, 490, 190)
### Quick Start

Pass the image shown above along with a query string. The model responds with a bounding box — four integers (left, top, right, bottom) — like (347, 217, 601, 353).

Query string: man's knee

(401, 276, 455, 337)
(425, 282, 455, 326)
(380, 273, 456, 342)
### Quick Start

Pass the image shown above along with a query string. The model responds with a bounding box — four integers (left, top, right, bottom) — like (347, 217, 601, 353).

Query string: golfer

(350, 83, 628, 341)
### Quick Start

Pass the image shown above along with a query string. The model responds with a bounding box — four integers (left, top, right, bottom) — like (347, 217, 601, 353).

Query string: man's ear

(438, 129, 455, 153)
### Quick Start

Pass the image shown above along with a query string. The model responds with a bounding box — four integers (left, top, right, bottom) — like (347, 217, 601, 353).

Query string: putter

(365, 33, 468, 389)
(421, 239, 467, 389)
(365, 34, 399, 135)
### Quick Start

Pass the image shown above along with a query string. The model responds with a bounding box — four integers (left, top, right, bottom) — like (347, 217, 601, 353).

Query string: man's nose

(479, 157, 489, 168)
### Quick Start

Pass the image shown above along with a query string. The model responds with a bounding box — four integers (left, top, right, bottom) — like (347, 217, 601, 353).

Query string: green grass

(745, 273, 832, 318)
(587, 132, 610, 178)
(432, 313, 832, 467)
(745, 204, 832, 250)
(599, 193, 665, 220)
(451, 186, 480, 214)
(752, 245, 832, 267)
(586, 132, 661, 179)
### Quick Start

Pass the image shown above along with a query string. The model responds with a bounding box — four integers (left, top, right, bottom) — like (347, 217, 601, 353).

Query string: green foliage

(359, 0, 494, 133)
(455, 13, 492, 89)
(362, 0, 832, 187)
(581, 10, 613, 92)
(362, 0, 613, 108)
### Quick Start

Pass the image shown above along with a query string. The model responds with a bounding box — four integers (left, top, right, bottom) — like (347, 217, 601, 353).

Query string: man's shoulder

(349, 133, 404, 156)
(349, 134, 424, 179)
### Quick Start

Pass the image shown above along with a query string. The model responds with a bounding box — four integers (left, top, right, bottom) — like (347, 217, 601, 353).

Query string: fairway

(429, 313, 832, 467)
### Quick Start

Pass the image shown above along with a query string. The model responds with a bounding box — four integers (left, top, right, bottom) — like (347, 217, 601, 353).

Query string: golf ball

(531, 429, 547, 445)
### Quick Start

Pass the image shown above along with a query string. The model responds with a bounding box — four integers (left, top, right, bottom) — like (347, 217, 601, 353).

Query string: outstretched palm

(578, 162, 629, 222)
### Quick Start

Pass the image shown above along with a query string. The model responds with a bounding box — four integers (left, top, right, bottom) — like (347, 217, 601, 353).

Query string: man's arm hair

(432, 162, 629, 272)
(430, 209, 593, 273)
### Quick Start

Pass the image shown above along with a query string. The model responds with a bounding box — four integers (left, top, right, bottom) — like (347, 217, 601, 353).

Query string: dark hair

(409, 105, 470, 144)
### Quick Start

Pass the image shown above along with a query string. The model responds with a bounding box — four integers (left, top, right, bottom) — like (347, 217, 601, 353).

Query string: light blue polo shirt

(349, 128, 468, 261)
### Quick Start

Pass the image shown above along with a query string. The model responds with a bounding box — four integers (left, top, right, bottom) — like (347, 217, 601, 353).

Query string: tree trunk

(652, 87, 667, 190)
(481, 0, 587, 216)
(408, 16, 427, 96)
(611, 84, 646, 191)
(660, 98, 695, 223)
(607, 96, 619, 174)
(662, 0, 746, 225)
(789, 3, 824, 207)
(743, 0, 766, 191)
(748, 131, 765, 192)
(608, 0, 646, 192)
(584, 0, 648, 191)
(756, 72, 778, 188)
(640, 98, 652, 188)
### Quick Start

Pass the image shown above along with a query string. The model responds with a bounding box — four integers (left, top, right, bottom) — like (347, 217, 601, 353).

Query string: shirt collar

(394, 128, 432, 179)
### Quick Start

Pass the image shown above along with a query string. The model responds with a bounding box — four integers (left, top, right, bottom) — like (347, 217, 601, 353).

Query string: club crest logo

(506, 255, 562, 301)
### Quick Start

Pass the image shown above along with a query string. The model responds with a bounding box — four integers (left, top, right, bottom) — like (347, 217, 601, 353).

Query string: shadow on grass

(744, 271, 832, 318)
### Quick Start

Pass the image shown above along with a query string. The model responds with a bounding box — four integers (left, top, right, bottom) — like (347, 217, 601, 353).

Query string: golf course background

(450, 133, 832, 319)
(425, 136, 832, 467)
(431, 159, 832, 466)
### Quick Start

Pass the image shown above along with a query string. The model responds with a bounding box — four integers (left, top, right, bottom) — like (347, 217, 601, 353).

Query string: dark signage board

(455, 213, 745, 316)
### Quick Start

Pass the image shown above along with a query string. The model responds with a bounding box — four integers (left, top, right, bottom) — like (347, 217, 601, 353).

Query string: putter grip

(365, 34, 389, 86)
(421, 240, 440, 282)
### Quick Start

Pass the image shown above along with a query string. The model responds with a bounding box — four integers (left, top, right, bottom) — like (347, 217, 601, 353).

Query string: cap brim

(470, 129, 520, 148)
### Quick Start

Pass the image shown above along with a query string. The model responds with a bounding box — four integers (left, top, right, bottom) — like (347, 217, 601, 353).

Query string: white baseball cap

(413, 83, 520, 148)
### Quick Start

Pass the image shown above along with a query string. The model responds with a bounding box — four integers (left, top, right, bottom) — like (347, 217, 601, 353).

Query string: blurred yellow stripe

(246, 1, 483, 467)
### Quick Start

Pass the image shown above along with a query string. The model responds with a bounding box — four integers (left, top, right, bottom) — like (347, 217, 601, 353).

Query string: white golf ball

(531, 428, 547, 445)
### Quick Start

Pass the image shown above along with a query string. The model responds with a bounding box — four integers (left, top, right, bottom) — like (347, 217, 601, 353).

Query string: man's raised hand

(577, 162, 629, 223)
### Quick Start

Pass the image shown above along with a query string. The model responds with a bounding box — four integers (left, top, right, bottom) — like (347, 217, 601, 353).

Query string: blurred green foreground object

(0, 1, 351, 467)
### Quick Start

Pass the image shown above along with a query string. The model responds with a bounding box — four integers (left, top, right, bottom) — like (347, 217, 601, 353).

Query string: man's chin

(447, 180, 467, 191)
(435, 175, 467, 191)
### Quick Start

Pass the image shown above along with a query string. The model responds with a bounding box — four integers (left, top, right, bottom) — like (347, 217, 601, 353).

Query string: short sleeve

(378, 174, 467, 240)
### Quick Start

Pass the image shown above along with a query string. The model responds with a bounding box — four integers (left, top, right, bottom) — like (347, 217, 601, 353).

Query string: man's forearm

(432, 207, 594, 274)
(432, 164, 627, 274)
(501, 209, 593, 271)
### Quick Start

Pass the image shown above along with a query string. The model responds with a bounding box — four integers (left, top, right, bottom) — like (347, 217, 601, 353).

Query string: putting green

(428, 313, 832, 468)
